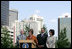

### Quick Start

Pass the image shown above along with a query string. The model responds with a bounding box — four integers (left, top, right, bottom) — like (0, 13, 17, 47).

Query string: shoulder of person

(17, 35, 21, 39)
(37, 34, 41, 37)
(18, 35, 21, 37)
(52, 36, 56, 40)
(44, 33, 48, 36)
(47, 36, 50, 39)
(52, 36, 55, 38)
(26, 36, 29, 40)
(33, 35, 36, 37)
(27, 36, 29, 38)
(33, 35, 37, 39)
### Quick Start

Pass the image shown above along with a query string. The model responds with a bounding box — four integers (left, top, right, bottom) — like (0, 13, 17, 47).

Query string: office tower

(1, 1, 9, 26)
(9, 9, 18, 29)
(58, 16, 71, 43)
(30, 14, 44, 35)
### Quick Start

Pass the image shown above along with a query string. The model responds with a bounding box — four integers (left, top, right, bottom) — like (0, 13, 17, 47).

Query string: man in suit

(37, 28, 48, 48)
(17, 29, 26, 40)
(17, 29, 26, 48)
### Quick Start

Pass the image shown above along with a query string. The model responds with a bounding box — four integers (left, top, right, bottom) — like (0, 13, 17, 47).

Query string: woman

(26, 29, 38, 46)
(46, 29, 56, 48)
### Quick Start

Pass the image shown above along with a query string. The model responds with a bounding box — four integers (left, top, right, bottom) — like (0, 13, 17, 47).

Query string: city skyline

(9, 1, 71, 37)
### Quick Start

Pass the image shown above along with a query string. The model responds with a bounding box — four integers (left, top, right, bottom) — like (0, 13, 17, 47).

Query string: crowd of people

(17, 28, 56, 48)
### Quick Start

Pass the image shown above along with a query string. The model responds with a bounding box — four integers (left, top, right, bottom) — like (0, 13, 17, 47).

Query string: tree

(43, 24, 48, 34)
(1, 26, 13, 48)
(55, 28, 71, 48)
(39, 24, 48, 34)
(24, 25, 30, 36)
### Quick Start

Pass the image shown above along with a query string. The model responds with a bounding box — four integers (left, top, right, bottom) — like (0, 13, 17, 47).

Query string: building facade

(1, 1, 9, 26)
(30, 14, 43, 33)
(13, 20, 27, 43)
(58, 17, 71, 43)
(9, 9, 18, 29)
(13, 14, 44, 43)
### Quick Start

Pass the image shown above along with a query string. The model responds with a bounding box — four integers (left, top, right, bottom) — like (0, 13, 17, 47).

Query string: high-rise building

(30, 14, 43, 33)
(1, 1, 9, 26)
(58, 16, 71, 43)
(1, 1, 18, 46)
(9, 9, 18, 29)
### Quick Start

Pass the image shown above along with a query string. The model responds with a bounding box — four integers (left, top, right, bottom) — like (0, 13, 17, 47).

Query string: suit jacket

(17, 34, 26, 47)
(17, 34, 26, 40)
(37, 33, 48, 48)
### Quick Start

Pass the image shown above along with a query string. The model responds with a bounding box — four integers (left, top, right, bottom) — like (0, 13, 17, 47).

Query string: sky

(9, 1, 71, 37)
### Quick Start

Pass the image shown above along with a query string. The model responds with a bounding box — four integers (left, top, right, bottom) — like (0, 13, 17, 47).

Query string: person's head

(41, 28, 45, 33)
(49, 29, 55, 36)
(28, 29, 33, 36)
(20, 29, 24, 35)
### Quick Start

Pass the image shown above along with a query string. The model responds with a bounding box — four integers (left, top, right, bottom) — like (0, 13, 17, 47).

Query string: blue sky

(9, 1, 71, 37)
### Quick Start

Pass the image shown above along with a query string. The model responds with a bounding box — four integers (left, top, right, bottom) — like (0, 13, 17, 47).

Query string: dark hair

(29, 29, 33, 34)
(49, 29, 55, 35)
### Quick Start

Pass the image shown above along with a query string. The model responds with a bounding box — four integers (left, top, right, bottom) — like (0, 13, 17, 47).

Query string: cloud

(58, 13, 71, 18)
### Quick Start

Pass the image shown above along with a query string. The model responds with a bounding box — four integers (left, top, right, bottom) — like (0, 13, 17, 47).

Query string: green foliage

(43, 24, 48, 34)
(55, 28, 71, 48)
(24, 25, 30, 36)
(39, 24, 48, 34)
(1, 26, 13, 48)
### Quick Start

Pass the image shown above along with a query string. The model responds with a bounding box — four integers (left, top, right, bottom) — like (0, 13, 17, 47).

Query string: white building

(13, 20, 28, 43)
(30, 14, 43, 33)
(21, 14, 44, 36)
(13, 14, 44, 44)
